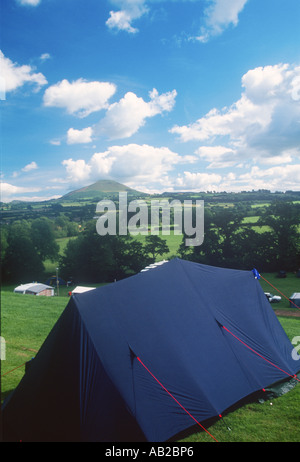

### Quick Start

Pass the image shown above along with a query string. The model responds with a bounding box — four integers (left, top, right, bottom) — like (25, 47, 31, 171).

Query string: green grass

(258, 272, 300, 311)
(180, 316, 300, 442)
(180, 371, 300, 442)
(1, 273, 299, 442)
(43, 236, 77, 274)
(1, 288, 69, 402)
(241, 216, 260, 224)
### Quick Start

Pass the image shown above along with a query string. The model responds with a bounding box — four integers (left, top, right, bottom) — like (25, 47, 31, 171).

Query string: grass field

(1, 272, 300, 442)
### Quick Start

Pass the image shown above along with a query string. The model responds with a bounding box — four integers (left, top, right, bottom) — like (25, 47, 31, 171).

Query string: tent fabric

(45, 276, 66, 286)
(2, 258, 299, 442)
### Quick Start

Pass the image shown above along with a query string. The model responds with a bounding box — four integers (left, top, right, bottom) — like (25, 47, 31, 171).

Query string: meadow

(1, 271, 299, 442)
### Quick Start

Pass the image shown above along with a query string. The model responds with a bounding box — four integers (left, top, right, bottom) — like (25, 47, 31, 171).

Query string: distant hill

(59, 180, 145, 202)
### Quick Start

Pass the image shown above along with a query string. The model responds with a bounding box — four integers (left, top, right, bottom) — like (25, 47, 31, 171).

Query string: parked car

(265, 292, 281, 303)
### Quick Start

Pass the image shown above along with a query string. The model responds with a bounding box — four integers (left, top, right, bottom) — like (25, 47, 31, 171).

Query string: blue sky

(1, 0, 300, 201)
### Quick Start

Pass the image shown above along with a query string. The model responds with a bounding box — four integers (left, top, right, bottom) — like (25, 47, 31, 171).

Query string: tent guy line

(222, 326, 300, 383)
(1, 362, 28, 378)
(259, 274, 300, 311)
(137, 319, 299, 443)
(136, 356, 219, 443)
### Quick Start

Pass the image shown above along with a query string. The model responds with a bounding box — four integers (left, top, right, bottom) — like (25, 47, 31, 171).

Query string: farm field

(1, 271, 299, 442)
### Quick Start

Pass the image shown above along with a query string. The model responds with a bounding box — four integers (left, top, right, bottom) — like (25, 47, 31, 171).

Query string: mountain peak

(60, 180, 144, 201)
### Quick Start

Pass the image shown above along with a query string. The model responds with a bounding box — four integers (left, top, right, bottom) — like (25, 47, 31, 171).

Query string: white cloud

(196, 0, 249, 42)
(40, 53, 51, 62)
(106, 0, 148, 33)
(0, 182, 41, 202)
(61, 143, 191, 187)
(22, 161, 38, 172)
(170, 163, 300, 193)
(175, 171, 222, 191)
(106, 1, 248, 39)
(170, 93, 271, 142)
(238, 164, 300, 191)
(16, 0, 41, 6)
(0, 50, 47, 95)
(62, 159, 92, 183)
(43, 79, 116, 118)
(258, 153, 294, 166)
(195, 145, 237, 168)
(106, 10, 139, 33)
(91, 144, 181, 181)
(44, 82, 176, 142)
(170, 63, 300, 167)
(67, 127, 93, 145)
(97, 88, 177, 139)
(11, 161, 38, 178)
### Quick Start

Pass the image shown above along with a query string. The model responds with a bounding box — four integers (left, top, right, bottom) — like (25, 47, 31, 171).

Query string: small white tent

(71, 286, 96, 294)
(289, 292, 300, 308)
(14, 283, 54, 297)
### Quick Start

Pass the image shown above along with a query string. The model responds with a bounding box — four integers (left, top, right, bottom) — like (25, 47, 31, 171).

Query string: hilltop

(59, 180, 145, 202)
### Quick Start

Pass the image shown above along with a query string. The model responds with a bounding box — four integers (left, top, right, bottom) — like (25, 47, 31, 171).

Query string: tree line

(1, 216, 169, 283)
(1, 216, 78, 283)
(179, 201, 300, 273)
(1, 201, 299, 284)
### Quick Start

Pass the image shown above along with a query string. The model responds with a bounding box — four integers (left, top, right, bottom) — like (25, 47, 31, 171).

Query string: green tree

(31, 217, 59, 261)
(0, 224, 9, 261)
(59, 222, 151, 283)
(3, 234, 44, 282)
(144, 235, 169, 261)
(258, 202, 300, 271)
(181, 207, 242, 268)
(228, 227, 276, 272)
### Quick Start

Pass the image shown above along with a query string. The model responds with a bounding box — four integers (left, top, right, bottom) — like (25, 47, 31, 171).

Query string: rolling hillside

(59, 180, 145, 202)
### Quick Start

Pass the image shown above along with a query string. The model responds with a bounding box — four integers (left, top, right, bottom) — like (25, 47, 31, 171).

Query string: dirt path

(274, 310, 300, 318)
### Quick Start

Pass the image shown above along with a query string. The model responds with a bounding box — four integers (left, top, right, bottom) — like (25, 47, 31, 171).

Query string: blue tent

(2, 259, 299, 442)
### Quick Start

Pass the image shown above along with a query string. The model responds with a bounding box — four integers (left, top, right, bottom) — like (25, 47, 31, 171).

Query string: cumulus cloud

(43, 79, 116, 118)
(106, 10, 139, 33)
(61, 143, 192, 188)
(62, 159, 92, 183)
(0, 50, 47, 95)
(195, 145, 238, 168)
(67, 127, 93, 145)
(170, 63, 300, 167)
(97, 88, 177, 139)
(106, 0, 148, 33)
(237, 164, 300, 191)
(175, 171, 222, 191)
(44, 81, 176, 141)
(91, 144, 182, 181)
(196, 0, 249, 42)
(170, 163, 300, 193)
